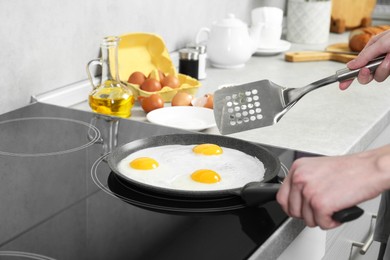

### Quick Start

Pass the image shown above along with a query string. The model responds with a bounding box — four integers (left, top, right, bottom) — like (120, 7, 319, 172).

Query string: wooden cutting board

(285, 43, 358, 63)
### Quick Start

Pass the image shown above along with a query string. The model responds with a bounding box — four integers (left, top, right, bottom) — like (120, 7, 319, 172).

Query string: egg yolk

(130, 157, 159, 170)
(192, 144, 223, 156)
(191, 169, 221, 184)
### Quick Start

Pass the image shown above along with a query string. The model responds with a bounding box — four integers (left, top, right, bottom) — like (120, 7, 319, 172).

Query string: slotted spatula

(213, 56, 385, 135)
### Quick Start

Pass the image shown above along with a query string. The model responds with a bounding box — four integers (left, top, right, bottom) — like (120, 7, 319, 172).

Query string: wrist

(374, 150, 390, 191)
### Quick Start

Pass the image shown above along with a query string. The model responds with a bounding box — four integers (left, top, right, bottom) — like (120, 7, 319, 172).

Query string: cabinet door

(277, 227, 326, 260)
(351, 241, 381, 260)
(323, 211, 377, 260)
(323, 121, 390, 259)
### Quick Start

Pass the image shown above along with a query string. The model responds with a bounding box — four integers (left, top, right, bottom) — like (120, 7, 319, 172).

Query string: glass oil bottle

(87, 36, 134, 118)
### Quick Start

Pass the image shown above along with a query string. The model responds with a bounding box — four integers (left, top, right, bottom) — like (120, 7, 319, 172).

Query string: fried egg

(117, 144, 265, 191)
(129, 157, 159, 170)
(192, 143, 223, 156)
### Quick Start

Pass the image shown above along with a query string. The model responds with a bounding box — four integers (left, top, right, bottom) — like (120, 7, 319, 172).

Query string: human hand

(276, 147, 390, 229)
(339, 30, 390, 90)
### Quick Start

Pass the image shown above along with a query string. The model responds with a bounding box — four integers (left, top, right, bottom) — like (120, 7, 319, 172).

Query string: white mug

(252, 23, 282, 48)
(251, 7, 283, 26)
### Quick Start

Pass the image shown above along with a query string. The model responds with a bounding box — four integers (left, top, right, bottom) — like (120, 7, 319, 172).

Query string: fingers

(340, 67, 373, 87)
(288, 179, 303, 218)
(301, 198, 315, 227)
(340, 30, 390, 88)
(354, 53, 390, 84)
(340, 47, 390, 88)
(276, 158, 343, 229)
(357, 67, 374, 85)
(373, 53, 390, 82)
(339, 79, 354, 90)
(348, 32, 390, 70)
(277, 160, 305, 218)
(276, 170, 291, 214)
(311, 209, 340, 230)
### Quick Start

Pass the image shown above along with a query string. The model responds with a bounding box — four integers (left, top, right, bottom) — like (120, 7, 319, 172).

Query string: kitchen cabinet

(276, 202, 378, 260)
(278, 120, 390, 260)
(323, 114, 390, 259)
(323, 202, 378, 259)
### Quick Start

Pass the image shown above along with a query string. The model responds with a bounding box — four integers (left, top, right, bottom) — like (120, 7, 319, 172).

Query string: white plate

(254, 40, 291, 56)
(146, 106, 216, 131)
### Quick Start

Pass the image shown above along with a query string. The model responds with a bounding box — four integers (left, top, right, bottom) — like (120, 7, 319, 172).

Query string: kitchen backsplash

(0, 0, 285, 115)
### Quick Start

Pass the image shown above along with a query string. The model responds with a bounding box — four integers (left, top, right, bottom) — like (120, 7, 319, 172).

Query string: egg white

(117, 144, 265, 191)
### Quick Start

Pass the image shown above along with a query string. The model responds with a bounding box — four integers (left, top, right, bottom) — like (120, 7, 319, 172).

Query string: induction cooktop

(0, 103, 292, 260)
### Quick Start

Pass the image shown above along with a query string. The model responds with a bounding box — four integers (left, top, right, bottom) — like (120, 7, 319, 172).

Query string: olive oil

(89, 82, 134, 118)
(87, 36, 134, 118)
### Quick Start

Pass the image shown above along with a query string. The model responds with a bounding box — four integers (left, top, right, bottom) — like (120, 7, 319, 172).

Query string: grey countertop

(197, 33, 390, 156)
(71, 32, 390, 156)
(64, 31, 389, 259)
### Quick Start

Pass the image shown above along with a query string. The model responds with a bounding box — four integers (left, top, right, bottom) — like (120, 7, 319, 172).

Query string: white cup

(251, 7, 283, 26)
(251, 7, 283, 48)
(252, 23, 282, 48)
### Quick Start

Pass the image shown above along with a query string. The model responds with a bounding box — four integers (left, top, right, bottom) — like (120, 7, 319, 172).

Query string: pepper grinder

(179, 48, 200, 80)
(186, 42, 207, 80)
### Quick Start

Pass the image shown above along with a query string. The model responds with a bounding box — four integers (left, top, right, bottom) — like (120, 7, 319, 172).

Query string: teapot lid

(214, 13, 247, 28)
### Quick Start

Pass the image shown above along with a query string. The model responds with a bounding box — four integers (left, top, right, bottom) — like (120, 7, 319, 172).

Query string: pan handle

(240, 182, 364, 223)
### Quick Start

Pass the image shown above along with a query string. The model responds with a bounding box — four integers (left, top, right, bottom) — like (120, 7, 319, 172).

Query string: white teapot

(196, 14, 260, 69)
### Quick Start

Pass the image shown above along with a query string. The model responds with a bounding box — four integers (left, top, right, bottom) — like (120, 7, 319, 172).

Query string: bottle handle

(87, 58, 102, 89)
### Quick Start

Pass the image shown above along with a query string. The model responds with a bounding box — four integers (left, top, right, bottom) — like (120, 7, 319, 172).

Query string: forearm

(361, 144, 390, 192)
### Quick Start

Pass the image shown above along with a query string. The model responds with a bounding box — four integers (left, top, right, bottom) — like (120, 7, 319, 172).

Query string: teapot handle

(195, 27, 210, 44)
(86, 58, 102, 90)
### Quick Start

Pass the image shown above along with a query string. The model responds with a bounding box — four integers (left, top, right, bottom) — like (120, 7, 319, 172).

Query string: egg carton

(118, 33, 201, 102)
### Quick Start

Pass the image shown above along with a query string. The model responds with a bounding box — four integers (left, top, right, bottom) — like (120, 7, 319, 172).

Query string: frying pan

(108, 134, 280, 205)
(108, 133, 363, 223)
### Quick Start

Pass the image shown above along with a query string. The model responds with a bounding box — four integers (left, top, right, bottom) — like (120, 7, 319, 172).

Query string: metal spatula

(213, 56, 385, 135)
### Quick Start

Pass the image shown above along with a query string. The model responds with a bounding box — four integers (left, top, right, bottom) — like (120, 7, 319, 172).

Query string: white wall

(0, 0, 285, 115)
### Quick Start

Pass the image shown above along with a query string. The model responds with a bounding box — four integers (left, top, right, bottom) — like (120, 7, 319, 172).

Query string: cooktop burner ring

(0, 117, 101, 157)
(91, 153, 247, 213)
(0, 251, 55, 260)
(91, 153, 289, 214)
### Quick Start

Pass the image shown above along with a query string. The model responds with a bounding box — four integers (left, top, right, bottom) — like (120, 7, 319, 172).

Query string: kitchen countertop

(67, 32, 390, 156)
(34, 30, 390, 259)
(194, 32, 390, 156)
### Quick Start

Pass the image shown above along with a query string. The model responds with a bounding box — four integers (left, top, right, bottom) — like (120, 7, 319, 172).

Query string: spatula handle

(284, 55, 386, 106)
(336, 55, 385, 82)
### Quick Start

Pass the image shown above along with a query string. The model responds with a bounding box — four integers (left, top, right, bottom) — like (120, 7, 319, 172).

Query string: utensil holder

(286, 0, 332, 44)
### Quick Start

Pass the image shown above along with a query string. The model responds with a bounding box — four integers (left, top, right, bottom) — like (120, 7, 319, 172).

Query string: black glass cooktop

(0, 103, 291, 260)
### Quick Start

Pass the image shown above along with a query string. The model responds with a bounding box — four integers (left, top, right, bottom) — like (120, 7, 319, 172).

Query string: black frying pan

(108, 133, 363, 223)
(108, 133, 280, 206)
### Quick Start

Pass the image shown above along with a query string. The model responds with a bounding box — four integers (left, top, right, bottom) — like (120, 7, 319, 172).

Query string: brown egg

(192, 94, 214, 109)
(171, 92, 193, 106)
(139, 94, 164, 113)
(204, 94, 214, 109)
(140, 78, 162, 92)
(128, 71, 146, 85)
(148, 69, 165, 82)
(161, 75, 180, 89)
